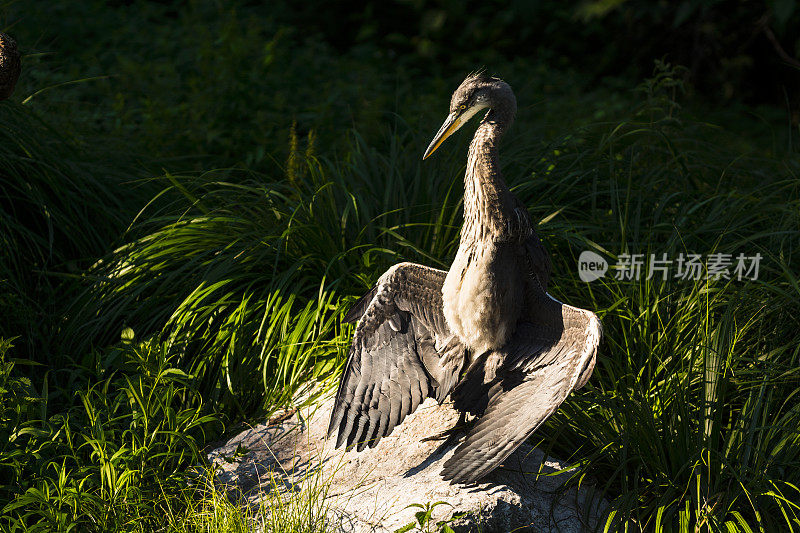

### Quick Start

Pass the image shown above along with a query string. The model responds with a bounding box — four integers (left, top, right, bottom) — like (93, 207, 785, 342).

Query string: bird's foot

(420, 426, 463, 442)
(421, 412, 469, 443)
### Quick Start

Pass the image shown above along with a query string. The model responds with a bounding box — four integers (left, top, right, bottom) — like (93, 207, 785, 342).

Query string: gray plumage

(328, 73, 602, 484)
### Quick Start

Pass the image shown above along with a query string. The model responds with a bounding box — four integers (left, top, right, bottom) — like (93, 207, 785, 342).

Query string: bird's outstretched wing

(443, 291, 601, 483)
(329, 262, 466, 451)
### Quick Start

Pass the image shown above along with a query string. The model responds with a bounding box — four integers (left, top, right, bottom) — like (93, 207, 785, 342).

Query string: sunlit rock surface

(207, 391, 605, 532)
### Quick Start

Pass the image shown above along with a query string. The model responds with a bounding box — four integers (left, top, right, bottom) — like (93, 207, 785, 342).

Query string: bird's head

(423, 72, 516, 160)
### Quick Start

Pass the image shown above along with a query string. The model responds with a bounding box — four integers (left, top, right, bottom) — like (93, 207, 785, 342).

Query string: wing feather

(342, 286, 378, 323)
(443, 301, 600, 484)
(329, 263, 467, 451)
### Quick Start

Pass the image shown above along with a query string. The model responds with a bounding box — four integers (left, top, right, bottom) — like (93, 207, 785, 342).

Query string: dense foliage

(1, 1, 799, 531)
(282, 0, 800, 104)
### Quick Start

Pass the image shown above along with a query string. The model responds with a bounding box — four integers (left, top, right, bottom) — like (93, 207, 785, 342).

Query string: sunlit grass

(153, 465, 337, 533)
(0, 336, 220, 531)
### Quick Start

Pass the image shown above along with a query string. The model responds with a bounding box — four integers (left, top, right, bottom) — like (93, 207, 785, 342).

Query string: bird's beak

(423, 112, 464, 160)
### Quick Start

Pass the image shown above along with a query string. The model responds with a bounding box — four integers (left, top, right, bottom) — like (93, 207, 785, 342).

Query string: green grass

(2, 2, 800, 531)
(0, 337, 220, 531)
(528, 77, 800, 530)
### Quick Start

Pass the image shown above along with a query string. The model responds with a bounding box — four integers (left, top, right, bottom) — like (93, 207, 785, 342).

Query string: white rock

(207, 392, 606, 532)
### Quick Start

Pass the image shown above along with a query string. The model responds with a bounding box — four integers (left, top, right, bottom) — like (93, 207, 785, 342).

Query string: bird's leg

(421, 410, 469, 443)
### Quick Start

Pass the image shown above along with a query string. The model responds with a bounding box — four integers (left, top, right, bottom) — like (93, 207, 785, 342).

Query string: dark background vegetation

(1, 0, 799, 531)
(10, 0, 800, 167)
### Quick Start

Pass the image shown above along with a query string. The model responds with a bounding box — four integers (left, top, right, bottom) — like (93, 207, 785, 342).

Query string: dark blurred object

(0, 31, 21, 100)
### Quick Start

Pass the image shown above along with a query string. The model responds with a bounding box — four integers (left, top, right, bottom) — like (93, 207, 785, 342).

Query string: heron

(328, 72, 601, 483)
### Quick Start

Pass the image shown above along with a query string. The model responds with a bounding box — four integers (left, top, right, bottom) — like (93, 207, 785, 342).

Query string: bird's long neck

(462, 108, 516, 243)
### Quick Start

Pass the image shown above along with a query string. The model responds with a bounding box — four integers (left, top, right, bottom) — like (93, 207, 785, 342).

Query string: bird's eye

(459, 104, 467, 110)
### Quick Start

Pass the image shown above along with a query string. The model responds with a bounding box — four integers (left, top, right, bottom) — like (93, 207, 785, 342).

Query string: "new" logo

(578, 250, 608, 282)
